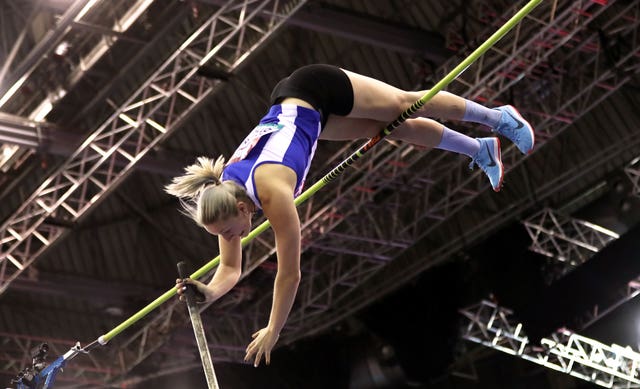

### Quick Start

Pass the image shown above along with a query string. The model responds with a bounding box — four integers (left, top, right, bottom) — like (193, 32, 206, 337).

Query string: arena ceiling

(1, 0, 640, 388)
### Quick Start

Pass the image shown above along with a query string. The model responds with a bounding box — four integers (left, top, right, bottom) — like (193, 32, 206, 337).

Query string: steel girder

(0, 112, 45, 149)
(460, 300, 640, 388)
(0, 0, 173, 191)
(0, 0, 157, 114)
(0, 111, 185, 175)
(449, 124, 640, 384)
(0, 0, 95, 174)
(0, 1, 38, 89)
(626, 160, 640, 197)
(0, 0, 92, 108)
(0, 0, 161, 178)
(525, 207, 620, 268)
(458, 183, 640, 383)
(523, 207, 640, 331)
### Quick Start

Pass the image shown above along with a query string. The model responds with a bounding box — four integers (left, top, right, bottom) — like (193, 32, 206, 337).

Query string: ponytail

(164, 156, 225, 198)
(165, 156, 250, 227)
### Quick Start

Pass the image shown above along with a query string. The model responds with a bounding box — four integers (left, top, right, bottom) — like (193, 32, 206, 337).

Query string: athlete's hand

(175, 278, 209, 303)
(244, 326, 279, 367)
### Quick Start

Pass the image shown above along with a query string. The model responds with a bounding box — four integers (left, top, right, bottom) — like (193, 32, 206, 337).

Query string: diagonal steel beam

(626, 159, 640, 197)
(523, 207, 640, 331)
(460, 300, 640, 388)
(0, 1, 42, 88)
(524, 208, 620, 267)
(0, 112, 185, 175)
(0, 0, 94, 108)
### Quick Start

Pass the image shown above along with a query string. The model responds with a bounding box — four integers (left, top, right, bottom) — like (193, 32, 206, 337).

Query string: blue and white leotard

(221, 104, 322, 209)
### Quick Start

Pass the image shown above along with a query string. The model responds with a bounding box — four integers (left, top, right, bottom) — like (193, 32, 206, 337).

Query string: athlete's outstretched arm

(244, 164, 301, 367)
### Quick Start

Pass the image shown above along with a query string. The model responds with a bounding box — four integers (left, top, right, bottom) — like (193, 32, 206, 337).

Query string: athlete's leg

(342, 69, 460, 121)
(322, 115, 502, 191)
(341, 69, 533, 155)
(321, 116, 441, 145)
(322, 116, 479, 158)
(343, 70, 496, 124)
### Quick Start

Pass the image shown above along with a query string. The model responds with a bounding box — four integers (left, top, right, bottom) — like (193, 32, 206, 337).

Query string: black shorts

(270, 64, 354, 127)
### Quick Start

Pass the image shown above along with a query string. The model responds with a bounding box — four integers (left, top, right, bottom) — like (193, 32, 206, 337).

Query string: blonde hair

(164, 156, 252, 227)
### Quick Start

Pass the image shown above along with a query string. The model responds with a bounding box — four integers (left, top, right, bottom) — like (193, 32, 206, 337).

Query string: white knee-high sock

(463, 100, 501, 128)
(436, 126, 481, 158)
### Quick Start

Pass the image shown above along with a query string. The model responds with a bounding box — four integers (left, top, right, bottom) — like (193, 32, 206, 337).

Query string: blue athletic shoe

(493, 105, 535, 155)
(469, 137, 504, 192)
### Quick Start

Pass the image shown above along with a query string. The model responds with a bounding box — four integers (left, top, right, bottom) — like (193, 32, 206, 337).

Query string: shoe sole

(505, 104, 535, 154)
(493, 137, 504, 192)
